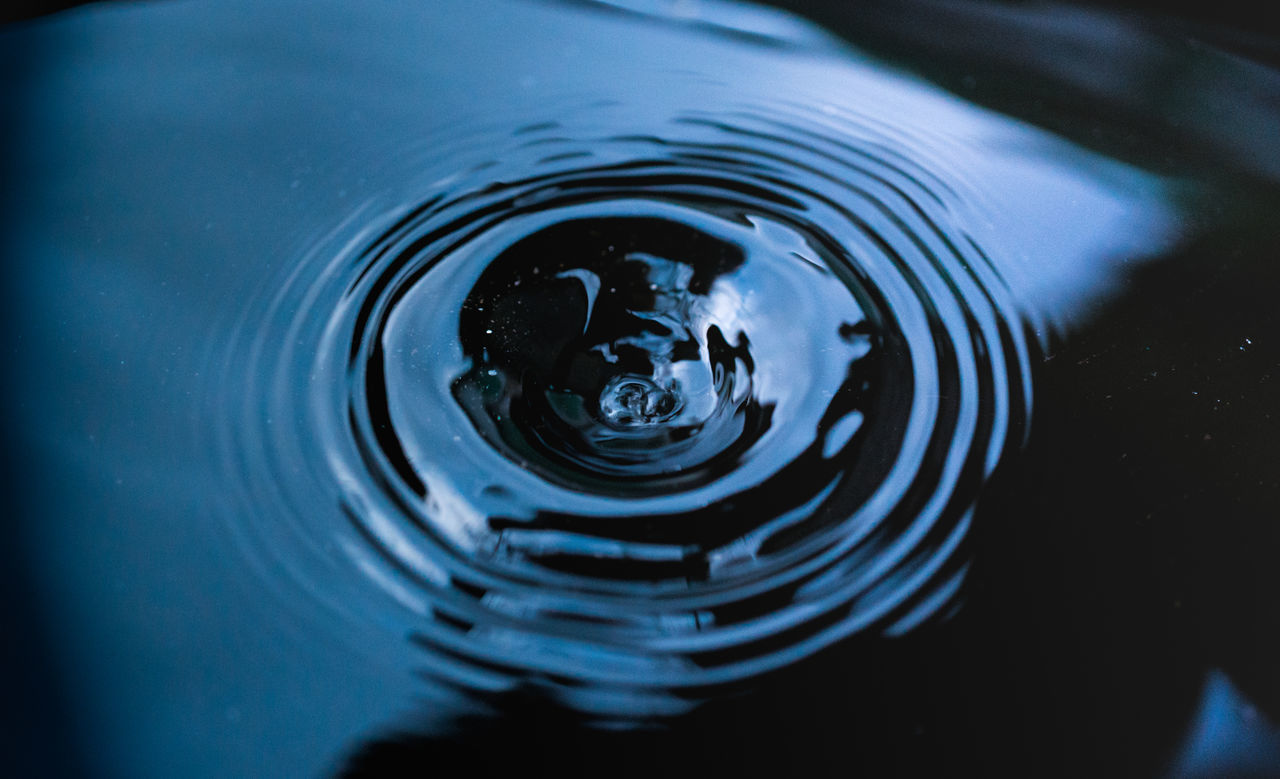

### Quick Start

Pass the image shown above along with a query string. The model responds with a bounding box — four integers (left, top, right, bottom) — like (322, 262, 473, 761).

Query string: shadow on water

(764, 0, 1280, 187)
(0, 480, 89, 778)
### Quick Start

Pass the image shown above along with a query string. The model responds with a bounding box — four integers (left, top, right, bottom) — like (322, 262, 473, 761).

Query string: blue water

(3, 0, 1279, 776)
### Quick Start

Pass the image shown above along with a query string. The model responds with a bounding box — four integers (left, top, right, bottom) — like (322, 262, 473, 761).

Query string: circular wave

(219, 98, 1033, 718)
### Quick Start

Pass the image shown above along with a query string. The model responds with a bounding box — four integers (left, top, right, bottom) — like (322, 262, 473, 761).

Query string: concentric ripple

(221, 96, 1034, 717)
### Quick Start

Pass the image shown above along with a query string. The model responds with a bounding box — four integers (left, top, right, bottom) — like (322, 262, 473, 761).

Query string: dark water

(3, 0, 1280, 776)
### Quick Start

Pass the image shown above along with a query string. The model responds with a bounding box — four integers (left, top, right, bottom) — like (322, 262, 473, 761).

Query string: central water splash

(600, 376, 682, 427)
(450, 213, 804, 488)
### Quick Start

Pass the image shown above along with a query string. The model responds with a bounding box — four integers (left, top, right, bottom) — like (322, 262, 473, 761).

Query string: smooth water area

(3, 0, 1280, 776)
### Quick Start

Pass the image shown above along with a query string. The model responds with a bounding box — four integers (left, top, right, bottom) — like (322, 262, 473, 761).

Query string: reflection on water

(2, 0, 1279, 776)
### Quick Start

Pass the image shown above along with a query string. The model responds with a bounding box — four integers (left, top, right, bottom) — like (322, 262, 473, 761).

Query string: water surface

(3, 0, 1280, 776)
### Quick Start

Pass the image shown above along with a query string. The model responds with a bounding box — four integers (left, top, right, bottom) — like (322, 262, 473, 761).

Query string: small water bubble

(600, 376, 682, 427)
